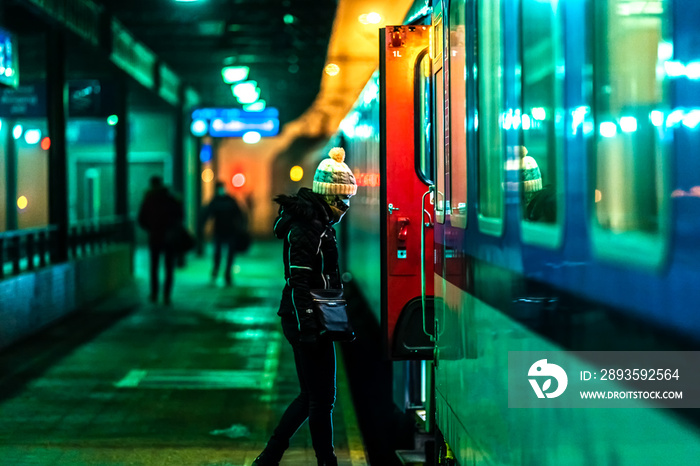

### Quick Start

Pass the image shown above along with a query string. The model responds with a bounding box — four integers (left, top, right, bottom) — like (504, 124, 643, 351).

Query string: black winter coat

(137, 187, 183, 243)
(273, 188, 342, 338)
(203, 194, 245, 239)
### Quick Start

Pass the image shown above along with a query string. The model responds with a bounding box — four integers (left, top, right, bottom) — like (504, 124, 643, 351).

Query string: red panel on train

(380, 25, 434, 360)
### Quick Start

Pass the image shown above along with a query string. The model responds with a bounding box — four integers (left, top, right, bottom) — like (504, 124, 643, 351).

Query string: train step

(396, 449, 426, 466)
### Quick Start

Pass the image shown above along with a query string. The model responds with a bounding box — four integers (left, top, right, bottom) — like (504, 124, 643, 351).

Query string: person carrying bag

(253, 147, 357, 466)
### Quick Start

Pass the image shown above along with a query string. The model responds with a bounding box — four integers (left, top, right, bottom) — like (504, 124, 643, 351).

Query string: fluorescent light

(600, 121, 617, 138)
(236, 87, 260, 104)
(243, 101, 266, 112)
(222, 66, 249, 84)
(232, 80, 257, 98)
(619, 116, 638, 133)
(242, 131, 261, 144)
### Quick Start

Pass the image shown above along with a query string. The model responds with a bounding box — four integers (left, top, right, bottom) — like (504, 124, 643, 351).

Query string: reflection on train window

(520, 0, 564, 225)
(477, 0, 504, 232)
(0, 122, 6, 231)
(592, 0, 671, 242)
(416, 53, 433, 184)
(449, 0, 467, 228)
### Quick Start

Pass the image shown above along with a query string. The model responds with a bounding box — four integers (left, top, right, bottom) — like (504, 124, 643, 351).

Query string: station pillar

(115, 76, 130, 240)
(172, 87, 185, 197)
(47, 27, 69, 262)
(4, 119, 18, 231)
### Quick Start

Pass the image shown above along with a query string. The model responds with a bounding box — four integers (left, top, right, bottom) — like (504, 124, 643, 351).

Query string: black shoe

(252, 452, 279, 466)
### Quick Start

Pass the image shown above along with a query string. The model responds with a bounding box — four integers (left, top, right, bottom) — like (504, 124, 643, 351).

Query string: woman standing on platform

(254, 148, 357, 466)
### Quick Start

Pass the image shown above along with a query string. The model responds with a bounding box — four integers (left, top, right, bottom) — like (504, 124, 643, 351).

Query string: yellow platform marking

(337, 353, 368, 466)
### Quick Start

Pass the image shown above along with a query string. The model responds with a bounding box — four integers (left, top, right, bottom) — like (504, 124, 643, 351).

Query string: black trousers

(212, 236, 236, 281)
(148, 241, 176, 301)
(264, 317, 337, 461)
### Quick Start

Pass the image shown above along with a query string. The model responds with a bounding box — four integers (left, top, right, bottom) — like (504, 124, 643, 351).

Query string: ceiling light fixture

(236, 87, 261, 104)
(244, 101, 266, 112)
(232, 80, 258, 98)
(222, 66, 250, 84)
(325, 63, 340, 76)
(359, 12, 382, 25)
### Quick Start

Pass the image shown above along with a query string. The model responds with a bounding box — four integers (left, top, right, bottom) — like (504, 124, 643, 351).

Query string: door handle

(388, 203, 400, 215)
(397, 217, 410, 241)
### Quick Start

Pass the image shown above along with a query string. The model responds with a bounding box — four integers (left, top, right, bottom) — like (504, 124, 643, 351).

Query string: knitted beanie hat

(522, 154, 543, 203)
(312, 147, 357, 197)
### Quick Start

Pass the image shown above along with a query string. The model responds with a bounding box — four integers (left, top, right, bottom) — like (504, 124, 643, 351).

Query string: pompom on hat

(312, 147, 357, 197)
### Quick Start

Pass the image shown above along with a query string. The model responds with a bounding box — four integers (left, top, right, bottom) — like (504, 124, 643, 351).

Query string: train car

(338, 0, 700, 464)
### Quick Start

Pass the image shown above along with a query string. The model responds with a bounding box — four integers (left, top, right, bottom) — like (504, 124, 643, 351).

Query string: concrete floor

(0, 241, 367, 466)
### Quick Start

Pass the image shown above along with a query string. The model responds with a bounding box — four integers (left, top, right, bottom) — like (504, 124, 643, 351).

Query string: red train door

(380, 26, 435, 360)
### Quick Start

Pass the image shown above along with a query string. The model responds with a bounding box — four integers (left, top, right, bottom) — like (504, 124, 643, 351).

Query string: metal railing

(0, 216, 134, 280)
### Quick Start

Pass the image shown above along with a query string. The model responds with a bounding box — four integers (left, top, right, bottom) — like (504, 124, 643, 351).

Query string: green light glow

(222, 66, 250, 84)
(243, 100, 266, 112)
(232, 80, 258, 98)
(107, 115, 119, 126)
(283, 14, 296, 25)
(236, 87, 260, 104)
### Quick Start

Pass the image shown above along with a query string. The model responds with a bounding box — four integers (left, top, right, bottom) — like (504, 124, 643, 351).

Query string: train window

(416, 53, 433, 185)
(0, 122, 6, 231)
(519, 0, 565, 248)
(435, 67, 446, 225)
(449, 0, 467, 229)
(591, 0, 671, 267)
(433, 18, 446, 225)
(477, 0, 504, 235)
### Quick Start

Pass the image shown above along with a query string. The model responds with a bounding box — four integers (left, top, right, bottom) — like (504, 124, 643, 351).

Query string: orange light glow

(232, 173, 246, 188)
(359, 12, 382, 25)
(325, 64, 340, 76)
(595, 189, 602, 203)
(41, 137, 51, 150)
(202, 168, 214, 183)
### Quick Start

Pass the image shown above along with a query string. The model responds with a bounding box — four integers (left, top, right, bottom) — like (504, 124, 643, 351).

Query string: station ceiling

(3, 0, 417, 136)
(97, 0, 339, 126)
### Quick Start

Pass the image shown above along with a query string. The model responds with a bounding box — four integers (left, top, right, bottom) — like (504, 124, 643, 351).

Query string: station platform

(0, 241, 368, 466)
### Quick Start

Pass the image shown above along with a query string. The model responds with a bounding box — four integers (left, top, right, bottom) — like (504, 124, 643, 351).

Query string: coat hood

(273, 188, 332, 239)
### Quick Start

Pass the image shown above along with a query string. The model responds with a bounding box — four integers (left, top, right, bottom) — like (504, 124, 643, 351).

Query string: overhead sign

(190, 107, 279, 137)
(0, 80, 117, 118)
(68, 80, 118, 117)
(0, 83, 45, 117)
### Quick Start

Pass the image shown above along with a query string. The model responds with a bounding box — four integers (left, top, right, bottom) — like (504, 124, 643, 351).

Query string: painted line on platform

(337, 352, 368, 466)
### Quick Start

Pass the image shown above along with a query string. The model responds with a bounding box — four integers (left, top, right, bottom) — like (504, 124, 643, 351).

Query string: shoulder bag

(309, 289, 355, 342)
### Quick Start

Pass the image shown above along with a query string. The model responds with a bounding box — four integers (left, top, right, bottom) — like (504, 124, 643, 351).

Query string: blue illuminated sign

(190, 107, 279, 137)
(0, 27, 19, 88)
(199, 144, 213, 163)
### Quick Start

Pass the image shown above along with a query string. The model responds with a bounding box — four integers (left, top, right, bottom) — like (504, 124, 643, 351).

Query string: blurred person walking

(137, 176, 184, 305)
(201, 181, 246, 286)
(253, 148, 357, 466)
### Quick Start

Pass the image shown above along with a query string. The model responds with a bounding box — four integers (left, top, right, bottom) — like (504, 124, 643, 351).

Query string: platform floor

(0, 241, 368, 466)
